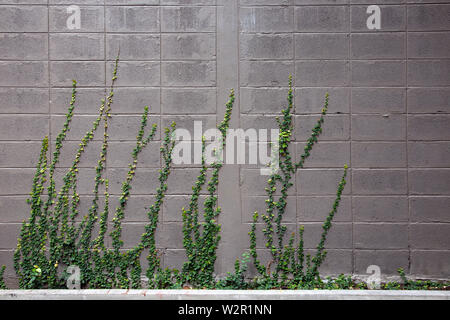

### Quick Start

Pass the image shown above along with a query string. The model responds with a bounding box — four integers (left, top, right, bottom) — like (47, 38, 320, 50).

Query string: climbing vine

(247, 76, 349, 289)
(4, 67, 446, 291)
(181, 90, 235, 288)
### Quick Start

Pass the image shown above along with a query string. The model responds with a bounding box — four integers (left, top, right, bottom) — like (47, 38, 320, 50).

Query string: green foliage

(216, 252, 251, 290)
(0, 265, 6, 289)
(9, 67, 447, 291)
(13, 58, 176, 289)
(248, 76, 348, 287)
(181, 90, 235, 288)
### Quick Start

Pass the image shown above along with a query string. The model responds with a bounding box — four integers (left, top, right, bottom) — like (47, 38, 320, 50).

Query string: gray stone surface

(0, 2, 449, 288)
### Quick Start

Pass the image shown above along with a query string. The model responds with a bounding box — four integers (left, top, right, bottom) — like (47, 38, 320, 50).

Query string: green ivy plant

(180, 90, 235, 289)
(12, 58, 177, 289)
(246, 76, 349, 289)
(5, 65, 448, 290)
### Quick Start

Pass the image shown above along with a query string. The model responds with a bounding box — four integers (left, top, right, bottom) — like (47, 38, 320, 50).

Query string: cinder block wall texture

(0, 1, 449, 286)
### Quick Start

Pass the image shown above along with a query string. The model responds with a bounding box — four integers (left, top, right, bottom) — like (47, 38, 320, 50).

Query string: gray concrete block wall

(0, 1, 449, 286)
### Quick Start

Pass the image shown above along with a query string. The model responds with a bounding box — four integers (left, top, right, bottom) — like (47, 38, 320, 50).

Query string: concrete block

(354, 250, 409, 275)
(296, 141, 350, 168)
(109, 141, 161, 167)
(241, 168, 296, 196)
(109, 195, 156, 222)
(240, 61, 293, 87)
(52, 0, 103, 3)
(50, 33, 104, 60)
(241, 88, 288, 114)
(352, 169, 407, 195)
(411, 250, 450, 279)
(0, 142, 45, 168)
(407, 88, 450, 114)
(295, 60, 349, 87)
(0, 169, 35, 196)
(352, 142, 406, 168)
(408, 4, 450, 31)
(408, 115, 450, 140)
(296, 0, 348, 4)
(411, 197, 450, 223)
(162, 0, 214, 4)
(0, 5, 47, 32)
(297, 169, 351, 195)
(0, 224, 21, 250)
(351, 88, 406, 114)
(51, 88, 104, 114)
(107, 34, 160, 60)
(162, 61, 216, 86)
(352, 115, 406, 141)
(240, 114, 279, 132)
(0, 33, 48, 60)
(242, 196, 296, 223)
(240, 7, 293, 33)
(408, 142, 450, 168)
(354, 223, 409, 249)
(295, 115, 350, 141)
(295, 33, 349, 59)
(411, 224, 450, 250)
(352, 61, 406, 87)
(408, 32, 450, 58)
(107, 0, 158, 4)
(53, 168, 98, 195)
(252, 223, 298, 248)
(56, 141, 103, 168)
(112, 88, 161, 114)
(352, 196, 408, 222)
(106, 6, 159, 32)
(161, 115, 216, 138)
(294, 6, 349, 32)
(118, 223, 146, 249)
(0, 115, 49, 141)
(241, 0, 293, 4)
(351, 33, 405, 59)
(51, 115, 102, 141)
(0, 88, 48, 114)
(0, 62, 48, 87)
(0, 196, 31, 223)
(295, 88, 350, 114)
(408, 60, 450, 86)
(50, 6, 104, 32)
(240, 34, 293, 60)
(298, 196, 351, 222)
(51, 61, 104, 87)
(161, 88, 216, 114)
(109, 115, 160, 141)
(0, 250, 15, 280)
(167, 168, 213, 195)
(163, 249, 187, 270)
(161, 6, 215, 32)
(156, 223, 184, 249)
(306, 249, 353, 276)
(107, 61, 160, 87)
(108, 168, 160, 195)
(351, 5, 406, 31)
(162, 33, 215, 60)
(163, 195, 208, 222)
(301, 223, 352, 249)
(350, 0, 405, 3)
(409, 169, 450, 195)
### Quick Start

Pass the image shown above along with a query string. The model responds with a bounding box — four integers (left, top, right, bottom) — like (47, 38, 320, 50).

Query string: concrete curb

(0, 289, 448, 300)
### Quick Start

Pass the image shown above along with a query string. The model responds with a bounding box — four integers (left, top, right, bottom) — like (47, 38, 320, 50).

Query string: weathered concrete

(0, 289, 448, 300)
(0, 1, 449, 287)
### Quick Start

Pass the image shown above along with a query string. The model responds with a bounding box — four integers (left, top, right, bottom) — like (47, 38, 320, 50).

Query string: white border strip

(0, 289, 449, 300)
